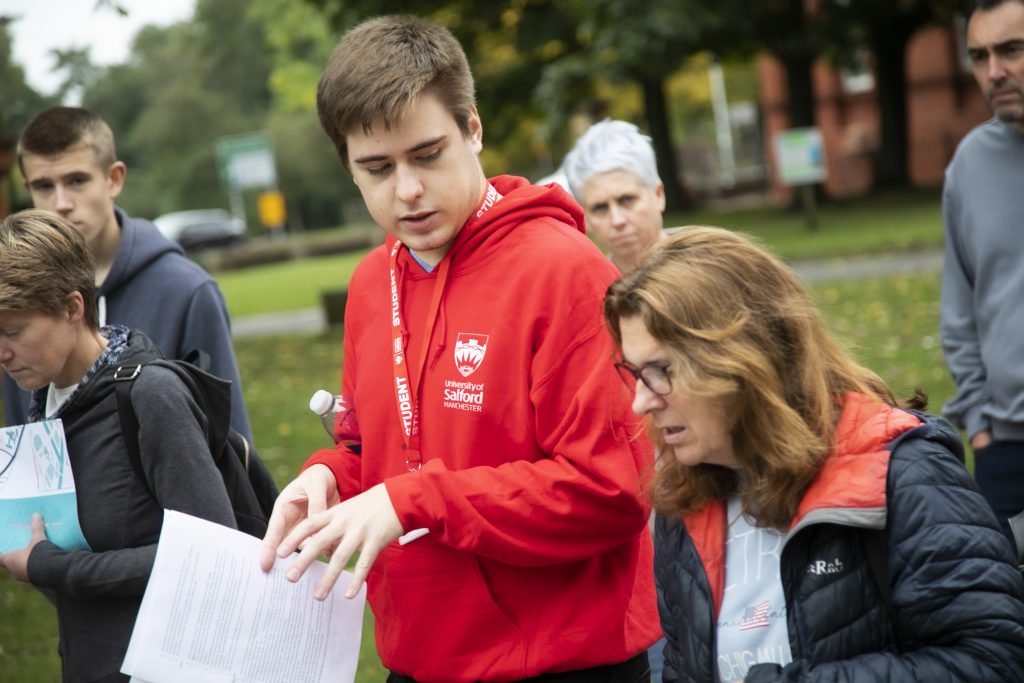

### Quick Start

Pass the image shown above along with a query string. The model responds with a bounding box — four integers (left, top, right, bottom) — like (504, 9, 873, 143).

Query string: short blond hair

(0, 209, 99, 331)
(316, 15, 476, 168)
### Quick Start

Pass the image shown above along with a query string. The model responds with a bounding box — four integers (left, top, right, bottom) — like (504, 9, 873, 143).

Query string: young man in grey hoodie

(5, 106, 251, 441)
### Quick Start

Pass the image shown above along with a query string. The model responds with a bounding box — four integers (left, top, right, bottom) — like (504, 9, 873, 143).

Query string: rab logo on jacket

(806, 557, 845, 575)
(454, 333, 489, 377)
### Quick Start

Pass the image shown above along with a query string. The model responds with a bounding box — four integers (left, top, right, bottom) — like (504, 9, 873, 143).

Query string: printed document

(0, 419, 89, 552)
(122, 510, 365, 683)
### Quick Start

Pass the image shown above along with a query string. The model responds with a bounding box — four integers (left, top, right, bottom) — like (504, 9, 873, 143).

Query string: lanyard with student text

(389, 240, 452, 471)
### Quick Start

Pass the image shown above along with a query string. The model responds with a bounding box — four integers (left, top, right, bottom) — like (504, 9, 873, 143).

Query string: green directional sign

(216, 131, 277, 190)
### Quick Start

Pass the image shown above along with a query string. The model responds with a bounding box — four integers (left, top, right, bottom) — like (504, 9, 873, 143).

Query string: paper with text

(121, 510, 364, 683)
(0, 419, 89, 553)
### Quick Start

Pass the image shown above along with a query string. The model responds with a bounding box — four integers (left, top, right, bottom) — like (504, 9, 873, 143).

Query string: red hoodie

(306, 175, 659, 681)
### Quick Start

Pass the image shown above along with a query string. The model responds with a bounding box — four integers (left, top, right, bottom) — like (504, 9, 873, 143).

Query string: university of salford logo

(454, 333, 489, 377)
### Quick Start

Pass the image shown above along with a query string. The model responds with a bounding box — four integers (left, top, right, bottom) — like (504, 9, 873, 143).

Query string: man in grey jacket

(4, 106, 252, 441)
(941, 0, 1024, 538)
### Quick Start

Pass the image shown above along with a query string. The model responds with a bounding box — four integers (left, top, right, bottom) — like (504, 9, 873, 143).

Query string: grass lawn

(217, 189, 944, 319)
(0, 185, 951, 680)
(0, 263, 954, 681)
(218, 250, 370, 318)
(668, 188, 944, 262)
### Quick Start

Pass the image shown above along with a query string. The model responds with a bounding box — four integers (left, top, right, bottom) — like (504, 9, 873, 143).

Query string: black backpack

(112, 350, 278, 538)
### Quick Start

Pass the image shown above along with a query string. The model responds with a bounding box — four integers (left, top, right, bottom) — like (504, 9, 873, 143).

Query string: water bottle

(308, 389, 428, 545)
(309, 389, 348, 443)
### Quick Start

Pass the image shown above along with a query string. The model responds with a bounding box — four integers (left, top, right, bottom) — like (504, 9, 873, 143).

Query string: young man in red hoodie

(259, 15, 659, 682)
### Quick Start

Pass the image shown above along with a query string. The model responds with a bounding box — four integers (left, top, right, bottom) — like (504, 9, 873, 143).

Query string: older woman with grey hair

(562, 119, 667, 273)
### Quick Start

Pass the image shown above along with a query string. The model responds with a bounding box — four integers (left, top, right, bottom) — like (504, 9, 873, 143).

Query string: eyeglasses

(614, 360, 672, 396)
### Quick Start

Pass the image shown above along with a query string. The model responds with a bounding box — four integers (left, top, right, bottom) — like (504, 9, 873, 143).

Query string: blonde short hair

(0, 209, 99, 331)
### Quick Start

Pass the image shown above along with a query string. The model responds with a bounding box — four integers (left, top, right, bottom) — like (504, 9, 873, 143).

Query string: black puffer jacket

(656, 394, 1024, 682)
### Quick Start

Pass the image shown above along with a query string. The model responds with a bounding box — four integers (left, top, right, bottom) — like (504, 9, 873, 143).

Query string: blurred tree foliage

(5, 0, 963, 226)
(299, 0, 962, 201)
(0, 20, 53, 213)
(0, 21, 52, 146)
(73, 0, 357, 229)
(83, 0, 271, 218)
(819, 0, 962, 189)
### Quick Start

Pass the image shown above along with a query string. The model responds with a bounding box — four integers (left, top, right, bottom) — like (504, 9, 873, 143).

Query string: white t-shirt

(46, 383, 78, 419)
(714, 496, 793, 682)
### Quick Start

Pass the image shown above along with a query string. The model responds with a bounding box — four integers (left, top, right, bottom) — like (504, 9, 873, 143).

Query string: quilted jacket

(656, 393, 1024, 682)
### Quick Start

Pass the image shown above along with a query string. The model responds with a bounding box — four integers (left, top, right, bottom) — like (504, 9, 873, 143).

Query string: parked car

(152, 209, 247, 251)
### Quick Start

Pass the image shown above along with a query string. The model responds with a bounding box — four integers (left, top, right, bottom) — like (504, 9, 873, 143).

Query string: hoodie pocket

(369, 540, 527, 680)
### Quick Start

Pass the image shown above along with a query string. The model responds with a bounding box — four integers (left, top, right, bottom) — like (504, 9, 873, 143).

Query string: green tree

(713, 0, 832, 130)
(81, 0, 274, 218)
(529, 0, 709, 208)
(51, 47, 101, 104)
(0, 18, 53, 215)
(0, 18, 52, 138)
(249, 0, 337, 113)
(268, 109, 361, 229)
(78, 0, 354, 228)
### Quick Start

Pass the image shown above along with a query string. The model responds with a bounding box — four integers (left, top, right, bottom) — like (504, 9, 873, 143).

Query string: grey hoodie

(941, 119, 1024, 440)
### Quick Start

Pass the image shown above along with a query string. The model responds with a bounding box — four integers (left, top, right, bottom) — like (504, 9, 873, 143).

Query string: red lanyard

(387, 182, 500, 471)
(389, 241, 451, 471)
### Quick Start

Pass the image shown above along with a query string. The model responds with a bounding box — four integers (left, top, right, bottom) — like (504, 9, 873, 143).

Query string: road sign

(216, 131, 277, 190)
(774, 127, 827, 186)
(258, 190, 287, 229)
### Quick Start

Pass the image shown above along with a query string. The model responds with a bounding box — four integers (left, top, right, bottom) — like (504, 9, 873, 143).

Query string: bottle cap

(309, 389, 335, 416)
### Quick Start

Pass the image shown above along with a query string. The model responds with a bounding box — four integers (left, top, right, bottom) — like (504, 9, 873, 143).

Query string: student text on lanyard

(389, 183, 501, 471)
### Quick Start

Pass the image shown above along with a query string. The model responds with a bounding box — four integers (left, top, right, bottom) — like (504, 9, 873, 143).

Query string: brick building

(759, 22, 993, 198)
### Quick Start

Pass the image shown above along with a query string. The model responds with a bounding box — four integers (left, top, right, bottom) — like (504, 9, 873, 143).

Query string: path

(231, 249, 944, 339)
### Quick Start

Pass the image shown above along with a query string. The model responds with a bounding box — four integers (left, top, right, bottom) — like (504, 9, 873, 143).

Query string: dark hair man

(941, 0, 1024, 541)
(259, 15, 659, 683)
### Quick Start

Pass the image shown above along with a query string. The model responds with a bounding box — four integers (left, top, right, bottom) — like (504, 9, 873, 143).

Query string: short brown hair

(604, 227, 911, 529)
(0, 209, 99, 331)
(17, 106, 117, 175)
(316, 15, 476, 168)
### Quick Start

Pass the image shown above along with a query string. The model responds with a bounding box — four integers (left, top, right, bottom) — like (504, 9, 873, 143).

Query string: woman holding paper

(0, 210, 236, 683)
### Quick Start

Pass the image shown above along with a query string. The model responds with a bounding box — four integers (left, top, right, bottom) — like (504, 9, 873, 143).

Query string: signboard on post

(216, 131, 277, 190)
(773, 127, 827, 231)
(773, 127, 827, 187)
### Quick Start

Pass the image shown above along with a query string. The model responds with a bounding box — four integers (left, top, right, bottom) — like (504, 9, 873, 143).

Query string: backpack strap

(182, 348, 212, 373)
(861, 527, 904, 652)
(113, 363, 157, 500)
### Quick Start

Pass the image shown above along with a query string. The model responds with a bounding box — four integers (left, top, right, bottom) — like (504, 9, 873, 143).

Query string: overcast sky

(6, 0, 196, 96)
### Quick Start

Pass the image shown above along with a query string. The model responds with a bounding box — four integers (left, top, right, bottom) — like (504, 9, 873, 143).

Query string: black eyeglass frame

(613, 360, 673, 397)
